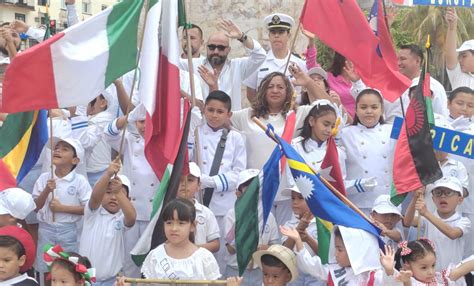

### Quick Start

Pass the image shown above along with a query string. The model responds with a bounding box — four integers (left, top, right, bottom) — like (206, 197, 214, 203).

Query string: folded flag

(1, 0, 143, 112)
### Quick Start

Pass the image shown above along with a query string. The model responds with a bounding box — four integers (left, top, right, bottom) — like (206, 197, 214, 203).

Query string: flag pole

(48, 111, 55, 223)
(117, 0, 150, 158)
(183, 0, 204, 203)
(251, 117, 373, 223)
(283, 21, 301, 75)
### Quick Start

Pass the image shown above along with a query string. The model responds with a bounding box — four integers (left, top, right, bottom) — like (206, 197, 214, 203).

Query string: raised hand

(380, 245, 395, 275)
(280, 225, 301, 242)
(415, 193, 427, 216)
(289, 64, 311, 87)
(218, 19, 243, 40)
(445, 8, 457, 31)
(10, 20, 28, 34)
(198, 65, 219, 91)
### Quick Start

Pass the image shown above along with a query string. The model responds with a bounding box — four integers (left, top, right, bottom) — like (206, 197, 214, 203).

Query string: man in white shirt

(445, 7, 474, 90)
(180, 24, 205, 60)
(179, 20, 266, 111)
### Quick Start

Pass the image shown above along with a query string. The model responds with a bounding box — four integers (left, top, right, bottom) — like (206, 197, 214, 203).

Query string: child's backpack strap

(203, 128, 229, 207)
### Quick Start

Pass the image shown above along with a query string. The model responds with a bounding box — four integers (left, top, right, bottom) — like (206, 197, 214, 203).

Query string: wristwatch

(238, 33, 248, 43)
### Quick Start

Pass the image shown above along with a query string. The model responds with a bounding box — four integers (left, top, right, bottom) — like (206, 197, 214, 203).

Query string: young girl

(394, 239, 474, 285)
(43, 244, 95, 286)
(338, 88, 395, 214)
(281, 225, 400, 285)
(140, 198, 220, 280)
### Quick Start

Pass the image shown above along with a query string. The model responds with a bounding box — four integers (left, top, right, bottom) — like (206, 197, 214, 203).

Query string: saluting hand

(218, 19, 243, 40)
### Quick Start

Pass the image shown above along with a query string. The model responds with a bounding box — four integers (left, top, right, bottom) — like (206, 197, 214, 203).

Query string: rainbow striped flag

(0, 110, 48, 189)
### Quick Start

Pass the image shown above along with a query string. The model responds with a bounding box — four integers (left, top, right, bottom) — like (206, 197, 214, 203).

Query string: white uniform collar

(265, 49, 291, 62)
(54, 169, 77, 182)
(356, 122, 381, 130)
(305, 138, 327, 151)
(435, 210, 461, 222)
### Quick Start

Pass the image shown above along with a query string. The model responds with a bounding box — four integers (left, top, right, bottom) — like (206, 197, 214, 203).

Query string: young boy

(79, 158, 136, 286)
(404, 176, 471, 271)
(103, 103, 159, 277)
(32, 137, 91, 279)
(176, 162, 220, 253)
(191, 90, 246, 269)
(370, 194, 403, 249)
(252, 244, 299, 286)
(224, 169, 280, 286)
(70, 91, 115, 186)
(0, 225, 37, 285)
(0, 187, 36, 227)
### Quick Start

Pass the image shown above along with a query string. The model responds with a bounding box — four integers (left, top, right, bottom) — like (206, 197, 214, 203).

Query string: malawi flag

(0, 111, 48, 190)
(130, 0, 188, 265)
(300, 0, 411, 102)
(1, 0, 142, 113)
(392, 45, 442, 196)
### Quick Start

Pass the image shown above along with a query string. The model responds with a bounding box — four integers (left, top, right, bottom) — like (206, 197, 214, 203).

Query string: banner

(391, 117, 473, 159)
(392, 0, 473, 7)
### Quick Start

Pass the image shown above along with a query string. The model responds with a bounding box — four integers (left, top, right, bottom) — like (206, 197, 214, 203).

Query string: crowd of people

(0, 1, 473, 285)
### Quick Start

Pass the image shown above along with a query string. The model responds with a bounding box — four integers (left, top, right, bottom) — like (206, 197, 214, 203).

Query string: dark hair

(330, 52, 346, 77)
(261, 254, 289, 272)
(300, 104, 336, 152)
(448, 86, 474, 102)
(162, 198, 196, 223)
(399, 44, 424, 64)
(352, 88, 385, 126)
(205, 90, 232, 111)
(394, 240, 435, 271)
(188, 24, 203, 39)
(51, 252, 91, 283)
(0, 236, 25, 258)
(252, 72, 294, 118)
(334, 226, 342, 240)
(300, 80, 329, 106)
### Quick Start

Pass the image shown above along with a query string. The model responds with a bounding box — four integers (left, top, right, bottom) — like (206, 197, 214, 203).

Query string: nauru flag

(1, 0, 143, 113)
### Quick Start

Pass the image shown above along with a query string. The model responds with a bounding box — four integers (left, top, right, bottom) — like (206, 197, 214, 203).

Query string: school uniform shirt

(224, 208, 280, 269)
(0, 273, 39, 286)
(447, 63, 474, 89)
(420, 212, 471, 271)
(70, 111, 114, 173)
(281, 214, 318, 256)
(104, 119, 160, 221)
(79, 205, 130, 281)
(194, 200, 220, 245)
(338, 123, 395, 209)
(32, 171, 91, 224)
(179, 39, 266, 111)
(141, 244, 221, 280)
(243, 50, 307, 96)
(195, 124, 246, 217)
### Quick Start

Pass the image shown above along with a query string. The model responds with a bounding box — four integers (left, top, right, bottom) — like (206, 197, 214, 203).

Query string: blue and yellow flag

(275, 134, 384, 247)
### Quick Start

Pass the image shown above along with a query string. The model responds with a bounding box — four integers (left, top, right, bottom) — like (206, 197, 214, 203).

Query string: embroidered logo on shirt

(197, 215, 205, 225)
(67, 186, 76, 196)
(113, 220, 122, 231)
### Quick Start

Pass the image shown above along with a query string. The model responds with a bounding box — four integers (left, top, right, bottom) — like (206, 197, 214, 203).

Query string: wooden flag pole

(124, 277, 227, 284)
(251, 116, 373, 224)
(283, 21, 301, 75)
(49, 111, 55, 222)
(117, 0, 150, 158)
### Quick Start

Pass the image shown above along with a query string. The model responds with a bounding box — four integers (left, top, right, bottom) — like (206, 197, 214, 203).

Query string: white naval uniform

(103, 119, 159, 277)
(244, 50, 307, 95)
(338, 123, 395, 210)
(179, 39, 266, 111)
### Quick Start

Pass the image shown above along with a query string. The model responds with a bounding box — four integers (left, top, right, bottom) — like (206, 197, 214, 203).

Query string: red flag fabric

(300, 0, 411, 102)
(320, 137, 346, 196)
(0, 161, 16, 190)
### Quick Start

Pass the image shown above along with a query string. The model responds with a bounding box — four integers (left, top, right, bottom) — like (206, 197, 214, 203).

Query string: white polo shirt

(194, 201, 220, 245)
(79, 205, 130, 281)
(447, 63, 474, 89)
(32, 171, 91, 224)
(421, 212, 471, 271)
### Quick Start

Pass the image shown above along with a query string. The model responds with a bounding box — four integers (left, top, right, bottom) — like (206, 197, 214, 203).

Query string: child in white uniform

(79, 159, 136, 286)
(281, 225, 400, 285)
(404, 177, 471, 271)
(176, 162, 220, 253)
(338, 88, 395, 214)
(394, 238, 474, 285)
(370, 195, 403, 250)
(140, 198, 220, 281)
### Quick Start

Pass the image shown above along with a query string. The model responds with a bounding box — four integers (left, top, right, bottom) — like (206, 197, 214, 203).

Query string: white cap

(264, 13, 295, 30)
(48, 137, 84, 162)
(189, 162, 201, 178)
(115, 174, 131, 192)
(308, 67, 327, 80)
(237, 169, 259, 188)
(0, 188, 36, 220)
(281, 184, 300, 197)
(128, 103, 147, 122)
(427, 176, 463, 195)
(371, 195, 402, 216)
(456, 39, 474, 53)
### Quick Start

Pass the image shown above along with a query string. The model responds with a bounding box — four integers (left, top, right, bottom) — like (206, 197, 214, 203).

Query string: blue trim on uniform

(355, 179, 363, 193)
(107, 123, 119, 136)
(222, 174, 229, 192)
(218, 175, 225, 192)
(71, 122, 88, 130)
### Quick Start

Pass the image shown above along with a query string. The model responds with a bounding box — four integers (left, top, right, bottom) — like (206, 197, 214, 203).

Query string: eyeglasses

(432, 189, 458, 198)
(207, 44, 227, 51)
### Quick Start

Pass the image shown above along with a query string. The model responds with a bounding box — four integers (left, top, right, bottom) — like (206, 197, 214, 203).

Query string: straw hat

(252, 244, 299, 282)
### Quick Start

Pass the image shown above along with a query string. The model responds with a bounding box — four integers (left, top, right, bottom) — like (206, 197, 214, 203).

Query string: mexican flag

(1, 0, 142, 113)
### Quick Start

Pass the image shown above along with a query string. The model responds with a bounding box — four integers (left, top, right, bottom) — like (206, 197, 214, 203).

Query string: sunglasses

(432, 189, 458, 198)
(207, 44, 227, 51)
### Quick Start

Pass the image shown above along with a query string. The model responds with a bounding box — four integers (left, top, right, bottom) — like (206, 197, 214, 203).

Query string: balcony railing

(0, 0, 35, 10)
